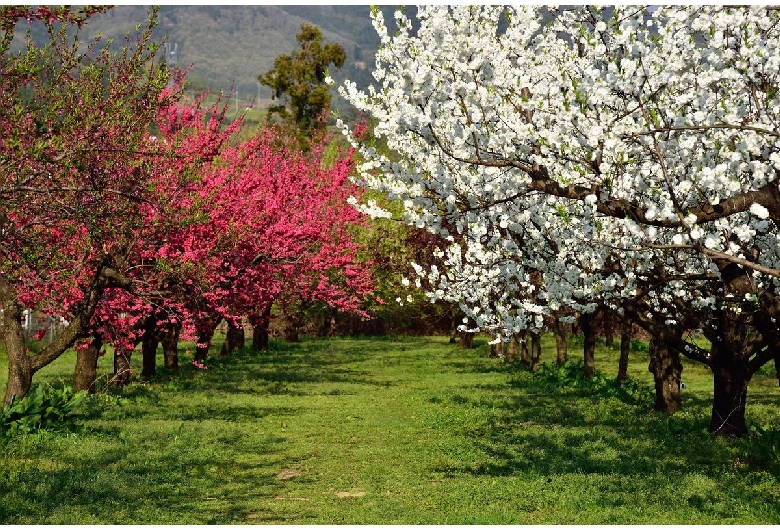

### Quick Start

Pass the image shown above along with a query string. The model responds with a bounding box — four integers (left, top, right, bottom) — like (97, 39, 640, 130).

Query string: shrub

(0, 384, 88, 440)
(533, 360, 654, 407)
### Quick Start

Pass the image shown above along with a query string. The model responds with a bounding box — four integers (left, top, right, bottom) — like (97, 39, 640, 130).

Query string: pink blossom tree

(72, 90, 243, 390)
(162, 126, 375, 359)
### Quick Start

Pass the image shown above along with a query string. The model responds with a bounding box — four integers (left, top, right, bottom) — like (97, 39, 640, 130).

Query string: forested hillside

(48, 5, 397, 119)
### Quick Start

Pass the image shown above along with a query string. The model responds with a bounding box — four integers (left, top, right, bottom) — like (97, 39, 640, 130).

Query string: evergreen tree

(258, 23, 346, 136)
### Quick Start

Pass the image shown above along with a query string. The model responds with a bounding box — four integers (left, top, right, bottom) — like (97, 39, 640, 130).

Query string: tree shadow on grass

(0, 423, 303, 524)
(430, 370, 780, 522)
(145, 340, 401, 397)
(174, 404, 301, 423)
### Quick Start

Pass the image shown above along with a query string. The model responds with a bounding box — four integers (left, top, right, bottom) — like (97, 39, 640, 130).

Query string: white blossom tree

(338, 5, 780, 436)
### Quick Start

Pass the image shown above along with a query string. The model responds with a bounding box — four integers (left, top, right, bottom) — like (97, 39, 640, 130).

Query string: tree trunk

(112, 348, 133, 387)
(161, 323, 180, 370)
(647, 339, 682, 414)
(529, 331, 542, 371)
(702, 262, 762, 436)
(282, 307, 303, 343)
(617, 315, 632, 382)
(2, 301, 34, 405)
(194, 316, 220, 361)
(449, 309, 459, 344)
(709, 344, 751, 436)
(73, 334, 102, 394)
(141, 318, 159, 378)
(1, 268, 109, 403)
(552, 316, 568, 366)
(457, 331, 474, 349)
(220, 320, 245, 356)
(774, 351, 780, 387)
(603, 310, 614, 348)
(315, 308, 337, 337)
(252, 325, 269, 351)
(704, 295, 758, 436)
(519, 331, 530, 368)
(490, 340, 504, 358)
(284, 323, 299, 343)
(505, 335, 519, 362)
(251, 303, 272, 351)
(580, 312, 597, 379)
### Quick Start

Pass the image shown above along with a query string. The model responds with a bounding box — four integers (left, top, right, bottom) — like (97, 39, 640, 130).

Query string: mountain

(71, 5, 400, 121)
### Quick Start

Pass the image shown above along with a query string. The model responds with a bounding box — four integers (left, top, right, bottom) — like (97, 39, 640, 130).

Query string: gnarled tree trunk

(161, 323, 180, 370)
(506, 335, 519, 362)
(194, 315, 221, 361)
(457, 331, 475, 349)
(773, 350, 780, 387)
(519, 331, 530, 368)
(529, 331, 542, 371)
(1, 269, 110, 404)
(648, 339, 682, 414)
(73, 333, 102, 394)
(220, 320, 245, 356)
(710, 350, 750, 436)
(282, 305, 304, 343)
(707, 305, 755, 436)
(705, 290, 760, 436)
(2, 301, 34, 405)
(250, 303, 273, 351)
(112, 348, 133, 387)
(551, 315, 568, 366)
(603, 309, 614, 348)
(703, 261, 766, 436)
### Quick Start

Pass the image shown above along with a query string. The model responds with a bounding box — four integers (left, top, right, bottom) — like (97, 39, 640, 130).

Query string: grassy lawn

(1, 334, 779, 524)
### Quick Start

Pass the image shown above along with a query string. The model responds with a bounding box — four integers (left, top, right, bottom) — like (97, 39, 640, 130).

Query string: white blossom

(338, 5, 780, 336)
(750, 203, 770, 220)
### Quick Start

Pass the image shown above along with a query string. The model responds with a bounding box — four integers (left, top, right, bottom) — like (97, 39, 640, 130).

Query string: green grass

(1, 334, 779, 524)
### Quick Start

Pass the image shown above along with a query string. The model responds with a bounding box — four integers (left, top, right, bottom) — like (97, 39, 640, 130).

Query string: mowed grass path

(1, 335, 779, 524)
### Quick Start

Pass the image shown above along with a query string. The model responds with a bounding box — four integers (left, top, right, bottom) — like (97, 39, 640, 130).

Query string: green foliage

(346, 135, 458, 335)
(0, 384, 87, 440)
(352, 208, 458, 335)
(533, 360, 655, 407)
(741, 423, 780, 476)
(754, 362, 778, 379)
(532, 358, 586, 385)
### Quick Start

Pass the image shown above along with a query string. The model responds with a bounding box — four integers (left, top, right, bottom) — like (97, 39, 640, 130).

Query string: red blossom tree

(0, 6, 182, 404)
(72, 105, 376, 388)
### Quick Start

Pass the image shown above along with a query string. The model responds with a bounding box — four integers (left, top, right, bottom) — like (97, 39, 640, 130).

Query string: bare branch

(623, 123, 780, 140)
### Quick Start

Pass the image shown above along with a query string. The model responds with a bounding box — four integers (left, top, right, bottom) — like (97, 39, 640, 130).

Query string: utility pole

(164, 42, 179, 88)
(166, 42, 178, 69)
